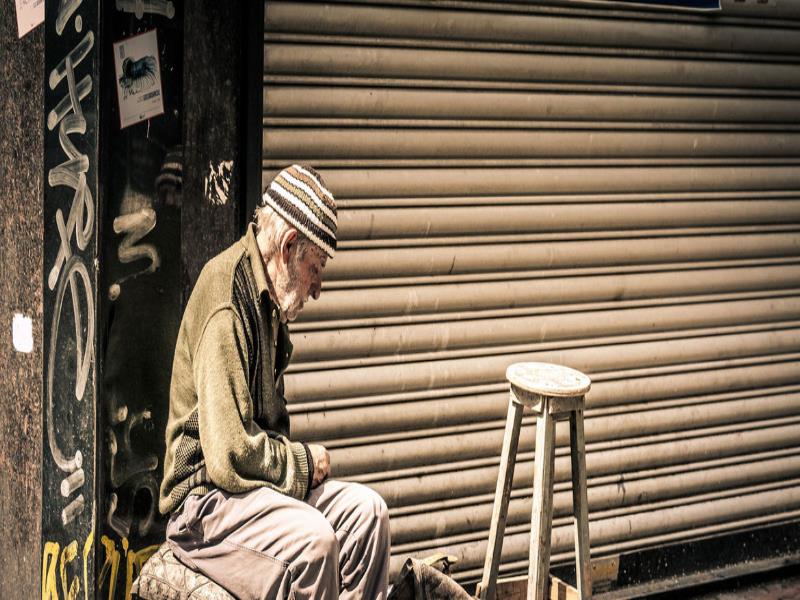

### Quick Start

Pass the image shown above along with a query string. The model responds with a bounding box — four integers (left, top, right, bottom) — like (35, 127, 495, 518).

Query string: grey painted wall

(0, 9, 44, 600)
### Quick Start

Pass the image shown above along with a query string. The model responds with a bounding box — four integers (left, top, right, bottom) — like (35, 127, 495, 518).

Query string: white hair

(253, 204, 313, 261)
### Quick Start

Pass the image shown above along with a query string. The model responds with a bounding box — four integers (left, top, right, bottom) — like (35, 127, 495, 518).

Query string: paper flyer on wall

(113, 29, 165, 129)
(15, 0, 44, 38)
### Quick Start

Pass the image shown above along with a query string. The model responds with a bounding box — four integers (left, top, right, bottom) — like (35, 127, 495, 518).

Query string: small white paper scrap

(113, 29, 164, 129)
(12, 313, 33, 353)
(15, 0, 44, 38)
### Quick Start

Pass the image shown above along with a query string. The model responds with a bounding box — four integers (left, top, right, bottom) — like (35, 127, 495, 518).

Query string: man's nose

(310, 280, 321, 300)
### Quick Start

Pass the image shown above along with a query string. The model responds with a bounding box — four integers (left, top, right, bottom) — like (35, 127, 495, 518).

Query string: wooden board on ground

(495, 574, 578, 600)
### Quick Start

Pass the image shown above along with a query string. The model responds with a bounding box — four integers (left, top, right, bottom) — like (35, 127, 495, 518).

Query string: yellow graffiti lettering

(59, 540, 79, 600)
(42, 541, 60, 600)
(44, 531, 156, 600)
(97, 535, 121, 600)
(125, 542, 160, 599)
(82, 531, 93, 600)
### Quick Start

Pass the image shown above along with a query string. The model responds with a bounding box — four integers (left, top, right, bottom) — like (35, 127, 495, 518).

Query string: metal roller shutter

(263, 0, 800, 585)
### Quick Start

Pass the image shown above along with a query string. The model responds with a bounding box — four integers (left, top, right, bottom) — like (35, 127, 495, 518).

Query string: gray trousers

(166, 480, 390, 600)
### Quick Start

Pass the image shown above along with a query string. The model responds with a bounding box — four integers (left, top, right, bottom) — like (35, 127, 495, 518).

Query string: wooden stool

(478, 362, 592, 600)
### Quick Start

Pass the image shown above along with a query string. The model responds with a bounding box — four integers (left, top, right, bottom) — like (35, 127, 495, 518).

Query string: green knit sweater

(159, 224, 310, 515)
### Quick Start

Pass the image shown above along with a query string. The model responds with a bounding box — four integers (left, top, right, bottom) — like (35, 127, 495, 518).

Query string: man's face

(277, 243, 327, 322)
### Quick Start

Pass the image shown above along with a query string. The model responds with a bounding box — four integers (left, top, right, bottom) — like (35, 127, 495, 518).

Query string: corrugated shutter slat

(264, 0, 800, 584)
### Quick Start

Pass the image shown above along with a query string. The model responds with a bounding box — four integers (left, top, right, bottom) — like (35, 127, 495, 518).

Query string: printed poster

(15, 0, 44, 38)
(113, 29, 164, 129)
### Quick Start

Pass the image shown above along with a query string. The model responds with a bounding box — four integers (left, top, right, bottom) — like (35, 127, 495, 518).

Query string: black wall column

(43, 1, 186, 598)
(181, 0, 251, 304)
(41, 1, 101, 596)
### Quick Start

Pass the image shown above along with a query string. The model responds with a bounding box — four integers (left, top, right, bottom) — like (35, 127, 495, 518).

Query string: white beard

(276, 256, 305, 322)
(279, 288, 303, 322)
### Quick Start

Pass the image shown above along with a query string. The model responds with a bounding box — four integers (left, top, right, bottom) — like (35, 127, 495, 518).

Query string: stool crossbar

(477, 362, 592, 600)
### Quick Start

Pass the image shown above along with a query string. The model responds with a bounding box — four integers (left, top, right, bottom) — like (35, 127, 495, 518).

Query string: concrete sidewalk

(652, 565, 800, 600)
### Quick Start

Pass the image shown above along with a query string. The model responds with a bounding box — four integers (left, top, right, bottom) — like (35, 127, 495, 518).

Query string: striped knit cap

(262, 164, 337, 258)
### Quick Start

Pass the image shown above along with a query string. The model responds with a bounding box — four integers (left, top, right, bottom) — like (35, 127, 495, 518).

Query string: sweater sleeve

(193, 307, 310, 500)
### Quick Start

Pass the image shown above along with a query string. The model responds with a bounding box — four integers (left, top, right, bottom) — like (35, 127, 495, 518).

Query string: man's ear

(279, 227, 299, 267)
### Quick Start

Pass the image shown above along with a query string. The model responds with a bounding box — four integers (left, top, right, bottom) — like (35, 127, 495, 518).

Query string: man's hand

(308, 443, 330, 488)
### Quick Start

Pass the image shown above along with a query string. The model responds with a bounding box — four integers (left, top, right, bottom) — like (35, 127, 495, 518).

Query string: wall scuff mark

(204, 159, 233, 205)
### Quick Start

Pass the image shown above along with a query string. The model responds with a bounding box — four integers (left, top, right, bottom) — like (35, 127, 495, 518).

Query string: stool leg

(478, 395, 525, 600)
(528, 407, 556, 600)
(570, 409, 592, 599)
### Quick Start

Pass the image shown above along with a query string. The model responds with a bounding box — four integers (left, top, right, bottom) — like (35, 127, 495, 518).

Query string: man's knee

(302, 513, 339, 565)
(350, 483, 390, 537)
(373, 492, 390, 548)
(372, 489, 390, 532)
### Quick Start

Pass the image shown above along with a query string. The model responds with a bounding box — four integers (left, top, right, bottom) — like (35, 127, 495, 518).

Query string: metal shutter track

(263, 0, 800, 583)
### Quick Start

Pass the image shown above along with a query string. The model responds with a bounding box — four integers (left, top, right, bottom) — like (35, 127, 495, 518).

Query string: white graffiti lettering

(61, 494, 85, 527)
(48, 31, 94, 91)
(47, 56, 94, 292)
(46, 1, 95, 527)
(47, 255, 94, 525)
(108, 207, 161, 301)
(60, 467, 85, 498)
(47, 75, 92, 132)
(105, 185, 164, 541)
(107, 474, 159, 539)
(115, 0, 175, 20)
(109, 410, 158, 489)
(55, 0, 83, 36)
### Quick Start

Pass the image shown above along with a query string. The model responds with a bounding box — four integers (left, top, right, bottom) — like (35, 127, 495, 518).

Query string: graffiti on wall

(105, 189, 164, 541)
(97, 3, 184, 597)
(205, 159, 233, 205)
(42, 0, 98, 597)
(115, 0, 175, 20)
(44, 0, 94, 530)
(108, 199, 161, 301)
(42, 530, 158, 600)
(43, 1, 183, 596)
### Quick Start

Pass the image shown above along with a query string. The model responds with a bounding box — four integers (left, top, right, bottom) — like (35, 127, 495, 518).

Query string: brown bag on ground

(388, 556, 473, 600)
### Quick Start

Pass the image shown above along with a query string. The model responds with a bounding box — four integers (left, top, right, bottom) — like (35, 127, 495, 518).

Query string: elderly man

(159, 165, 390, 599)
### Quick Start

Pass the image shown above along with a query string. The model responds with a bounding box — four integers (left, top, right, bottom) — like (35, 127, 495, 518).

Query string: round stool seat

(506, 362, 591, 398)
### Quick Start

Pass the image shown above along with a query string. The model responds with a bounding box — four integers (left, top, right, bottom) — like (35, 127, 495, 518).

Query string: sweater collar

(242, 223, 271, 300)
